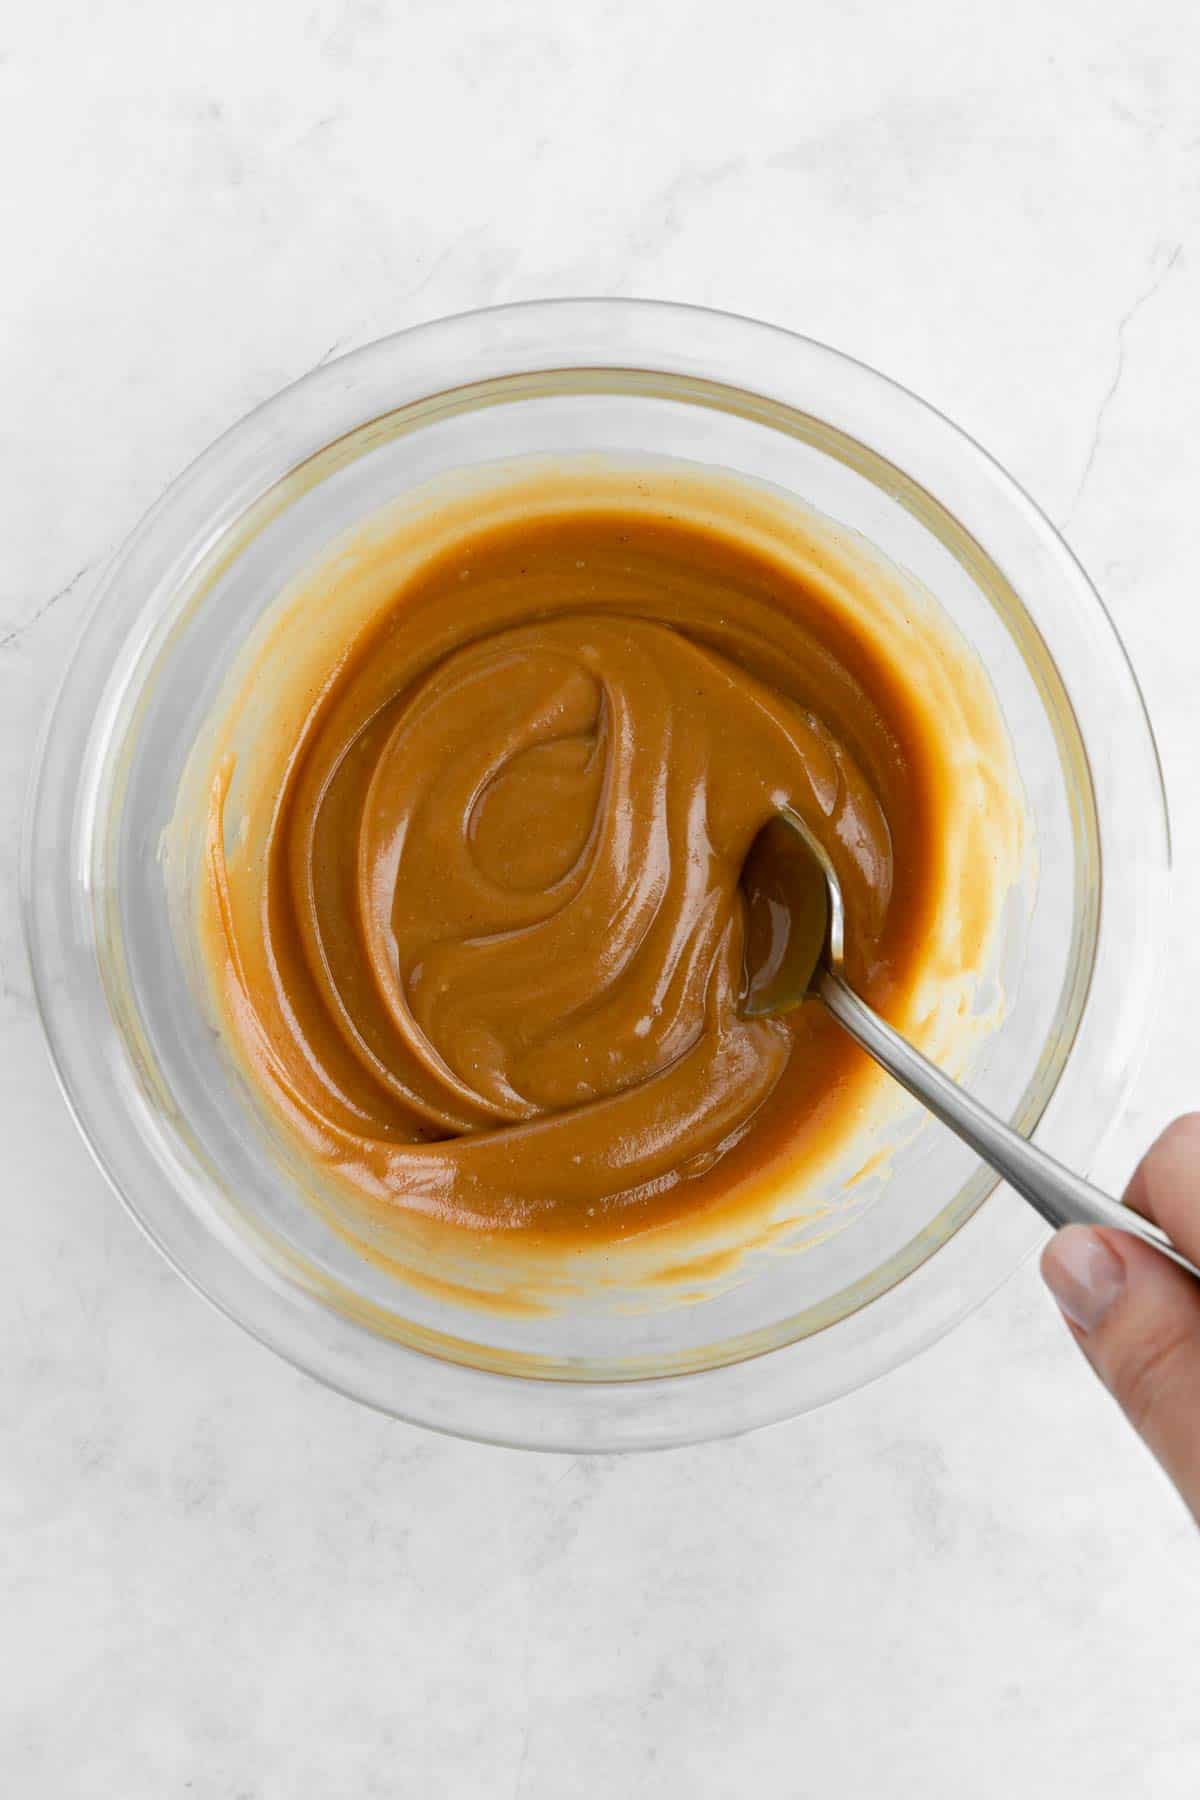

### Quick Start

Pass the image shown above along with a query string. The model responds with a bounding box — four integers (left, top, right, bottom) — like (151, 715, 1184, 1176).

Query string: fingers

(1041, 1119, 1200, 1525)
(1122, 1113, 1200, 1259)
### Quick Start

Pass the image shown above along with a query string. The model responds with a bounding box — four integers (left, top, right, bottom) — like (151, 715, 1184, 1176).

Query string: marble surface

(4, 1, 1200, 1791)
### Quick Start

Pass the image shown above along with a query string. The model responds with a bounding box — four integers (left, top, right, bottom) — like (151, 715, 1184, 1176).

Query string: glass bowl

(22, 300, 1168, 1450)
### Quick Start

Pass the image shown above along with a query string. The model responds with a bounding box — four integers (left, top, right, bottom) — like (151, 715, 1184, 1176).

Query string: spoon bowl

(741, 809, 842, 1016)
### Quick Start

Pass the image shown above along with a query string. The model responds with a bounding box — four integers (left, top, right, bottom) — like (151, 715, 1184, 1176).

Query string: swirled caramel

(181, 461, 1021, 1267)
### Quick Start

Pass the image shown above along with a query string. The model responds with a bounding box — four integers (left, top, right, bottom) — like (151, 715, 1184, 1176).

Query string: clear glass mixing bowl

(22, 300, 1169, 1449)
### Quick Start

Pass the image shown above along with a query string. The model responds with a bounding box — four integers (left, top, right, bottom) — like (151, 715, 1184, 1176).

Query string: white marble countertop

(5, 2, 1200, 1792)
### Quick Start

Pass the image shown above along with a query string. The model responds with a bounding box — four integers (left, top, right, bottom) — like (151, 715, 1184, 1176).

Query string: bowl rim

(22, 296, 1170, 1449)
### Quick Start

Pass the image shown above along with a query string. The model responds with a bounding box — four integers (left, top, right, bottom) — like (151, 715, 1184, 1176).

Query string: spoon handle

(817, 968, 1200, 1281)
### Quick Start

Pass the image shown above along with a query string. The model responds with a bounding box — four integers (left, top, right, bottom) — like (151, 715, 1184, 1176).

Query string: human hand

(1041, 1114, 1200, 1523)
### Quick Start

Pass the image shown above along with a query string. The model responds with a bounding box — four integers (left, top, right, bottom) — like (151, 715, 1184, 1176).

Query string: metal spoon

(741, 808, 1200, 1278)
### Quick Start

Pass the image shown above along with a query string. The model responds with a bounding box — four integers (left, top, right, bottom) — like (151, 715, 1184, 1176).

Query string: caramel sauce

(184, 463, 1020, 1270)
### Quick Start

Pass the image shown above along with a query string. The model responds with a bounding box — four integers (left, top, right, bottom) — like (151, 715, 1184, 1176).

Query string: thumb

(1042, 1119, 1200, 1524)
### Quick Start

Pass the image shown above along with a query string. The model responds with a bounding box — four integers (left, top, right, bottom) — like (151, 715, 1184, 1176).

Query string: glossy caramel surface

(189, 465, 1016, 1257)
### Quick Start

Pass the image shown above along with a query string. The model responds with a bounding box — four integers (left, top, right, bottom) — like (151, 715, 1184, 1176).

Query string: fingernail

(1041, 1226, 1126, 1332)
